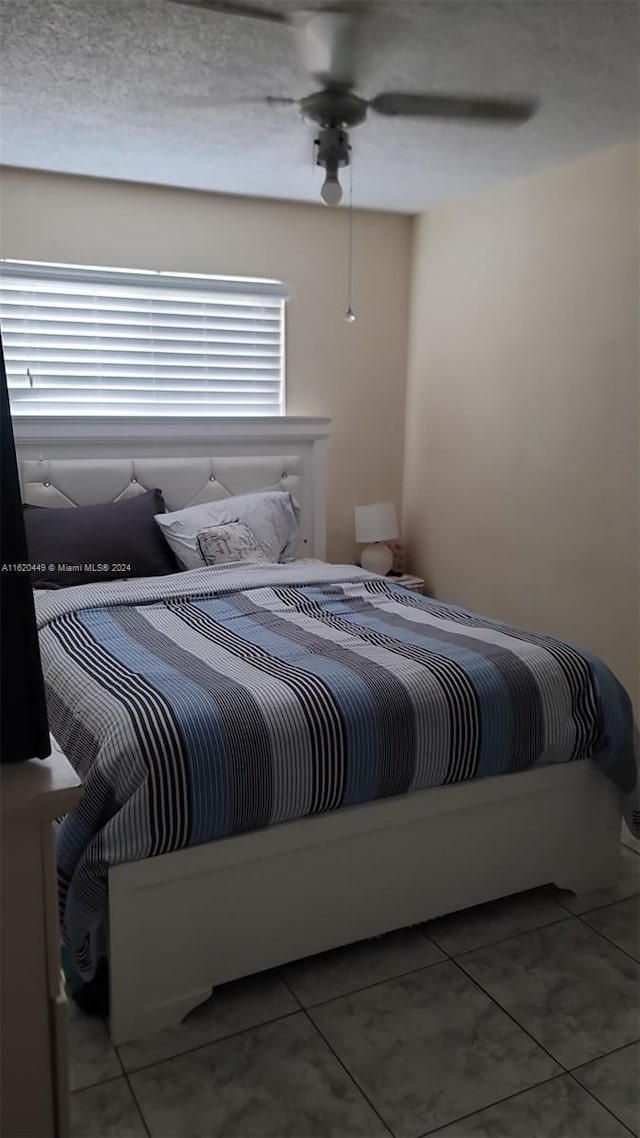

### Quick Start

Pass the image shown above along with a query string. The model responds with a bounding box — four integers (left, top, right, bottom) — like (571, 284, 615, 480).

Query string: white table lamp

(355, 502, 399, 576)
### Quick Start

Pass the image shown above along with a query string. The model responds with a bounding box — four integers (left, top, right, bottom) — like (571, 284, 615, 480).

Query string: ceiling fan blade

(369, 93, 537, 125)
(133, 94, 297, 111)
(169, 0, 291, 24)
(294, 8, 363, 90)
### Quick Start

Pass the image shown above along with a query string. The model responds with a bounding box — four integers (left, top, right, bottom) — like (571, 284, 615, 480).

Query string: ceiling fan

(169, 0, 538, 205)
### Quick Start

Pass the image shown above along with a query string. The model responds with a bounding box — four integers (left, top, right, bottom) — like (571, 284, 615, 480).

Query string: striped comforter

(36, 562, 639, 981)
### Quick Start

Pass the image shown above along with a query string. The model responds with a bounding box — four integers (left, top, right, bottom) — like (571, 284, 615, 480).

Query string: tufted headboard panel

(22, 455, 301, 510)
(15, 417, 329, 559)
(21, 455, 311, 553)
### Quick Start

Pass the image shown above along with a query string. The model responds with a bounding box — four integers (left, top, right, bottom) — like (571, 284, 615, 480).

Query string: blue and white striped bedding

(36, 562, 639, 981)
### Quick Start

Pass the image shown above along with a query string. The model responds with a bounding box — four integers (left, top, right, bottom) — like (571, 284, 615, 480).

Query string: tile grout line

(449, 955, 571, 1071)
(112, 1008, 302, 1078)
(71, 1071, 125, 1096)
(122, 1069, 152, 1138)
(281, 907, 580, 1017)
(105, 951, 449, 1083)
(72, 1021, 151, 1138)
(414, 1072, 568, 1138)
(557, 890, 640, 919)
(452, 952, 640, 1090)
(418, 855, 638, 959)
(71, 1065, 151, 1138)
(302, 1010, 396, 1138)
(419, 911, 573, 960)
(74, 1013, 640, 1138)
(294, 910, 581, 1008)
(79, 998, 640, 1122)
(573, 912, 640, 967)
(566, 1070, 638, 1138)
(83, 965, 458, 1090)
(73, 949, 551, 1091)
(449, 959, 640, 1138)
(572, 1037, 640, 1070)
(414, 1068, 637, 1138)
(298, 947, 637, 1138)
(291, 952, 447, 1012)
(279, 971, 396, 1138)
(286, 946, 639, 1138)
(450, 908, 638, 967)
(69, 1012, 127, 1094)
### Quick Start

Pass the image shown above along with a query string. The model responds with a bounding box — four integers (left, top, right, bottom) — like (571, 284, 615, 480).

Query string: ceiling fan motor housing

(300, 90, 368, 128)
(314, 125, 350, 174)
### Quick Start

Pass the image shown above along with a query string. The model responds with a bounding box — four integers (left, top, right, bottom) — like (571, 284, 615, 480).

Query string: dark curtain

(0, 330, 50, 762)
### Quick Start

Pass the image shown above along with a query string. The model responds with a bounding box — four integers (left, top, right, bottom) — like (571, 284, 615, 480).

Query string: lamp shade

(354, 502, 399, 544)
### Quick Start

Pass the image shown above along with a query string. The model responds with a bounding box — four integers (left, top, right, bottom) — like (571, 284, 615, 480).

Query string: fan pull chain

(344, 154, 356, 323)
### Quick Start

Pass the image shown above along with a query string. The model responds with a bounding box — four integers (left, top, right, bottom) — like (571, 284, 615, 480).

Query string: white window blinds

(0, 260, 286, 416)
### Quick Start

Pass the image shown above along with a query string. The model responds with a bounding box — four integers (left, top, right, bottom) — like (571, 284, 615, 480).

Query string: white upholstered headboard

(15, 416, 330, 560)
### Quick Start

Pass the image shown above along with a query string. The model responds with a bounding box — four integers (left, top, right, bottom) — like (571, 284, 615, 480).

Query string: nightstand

(1, 738, 82, 1138)
(392, 574, 425, 594)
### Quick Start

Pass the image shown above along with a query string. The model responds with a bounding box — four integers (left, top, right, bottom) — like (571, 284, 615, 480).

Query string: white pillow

(196, 522, 268, 566)
(155, 491, 300, 570)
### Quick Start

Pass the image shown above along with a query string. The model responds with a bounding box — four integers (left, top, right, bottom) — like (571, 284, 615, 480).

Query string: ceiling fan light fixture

(321, 169, 343, 206)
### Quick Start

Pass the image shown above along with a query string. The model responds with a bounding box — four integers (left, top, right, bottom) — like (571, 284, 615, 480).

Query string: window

(0, 260, 286, 416)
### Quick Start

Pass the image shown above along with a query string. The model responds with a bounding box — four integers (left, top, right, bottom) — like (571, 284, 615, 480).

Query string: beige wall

(0, 167, 412, 564)
(3, 154, 638, 697)
(404, 142, 639, 702)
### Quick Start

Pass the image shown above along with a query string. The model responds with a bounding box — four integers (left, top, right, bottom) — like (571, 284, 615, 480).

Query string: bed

(16, 416, 639, 1046)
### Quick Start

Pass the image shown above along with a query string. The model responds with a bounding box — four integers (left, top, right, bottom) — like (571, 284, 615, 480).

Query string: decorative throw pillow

(196, 522, 269, 565)
(155, 491, 300, 570)
(23, 489, 177, 588)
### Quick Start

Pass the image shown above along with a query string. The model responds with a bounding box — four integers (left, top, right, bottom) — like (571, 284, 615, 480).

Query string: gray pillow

(196, 522, 269, 565)
(23, 489, 177, 588)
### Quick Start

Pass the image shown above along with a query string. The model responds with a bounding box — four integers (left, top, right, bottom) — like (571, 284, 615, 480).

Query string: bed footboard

(108, 759, 621, 1045)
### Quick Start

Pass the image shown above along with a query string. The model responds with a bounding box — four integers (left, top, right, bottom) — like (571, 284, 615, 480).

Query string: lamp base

(360, 542, 393, 576)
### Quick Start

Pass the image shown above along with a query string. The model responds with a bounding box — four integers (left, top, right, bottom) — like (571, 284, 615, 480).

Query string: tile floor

(70, 838, 640, 1138)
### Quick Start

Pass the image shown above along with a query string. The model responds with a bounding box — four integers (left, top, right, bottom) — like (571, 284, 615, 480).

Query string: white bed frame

(15, 416, 623, 1046)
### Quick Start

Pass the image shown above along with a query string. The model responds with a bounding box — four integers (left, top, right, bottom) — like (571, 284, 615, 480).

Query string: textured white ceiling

(1, 0, 638, 213)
